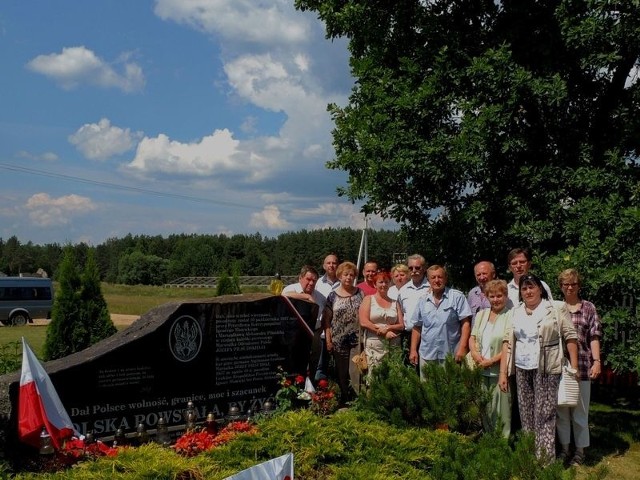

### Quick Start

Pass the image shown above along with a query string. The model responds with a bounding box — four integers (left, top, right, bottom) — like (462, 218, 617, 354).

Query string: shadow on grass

(587, 385, 640, 466)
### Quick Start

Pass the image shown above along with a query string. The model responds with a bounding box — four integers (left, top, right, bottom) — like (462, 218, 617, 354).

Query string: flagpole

(356, 215, 368, 275)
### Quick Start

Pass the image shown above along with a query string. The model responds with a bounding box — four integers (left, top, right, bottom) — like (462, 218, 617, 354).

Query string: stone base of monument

(0, 293, 316, 459)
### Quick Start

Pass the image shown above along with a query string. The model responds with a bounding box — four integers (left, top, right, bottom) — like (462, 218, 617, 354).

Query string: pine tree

(81, 250, 116, 343)
(216, 271, 238, 296)
(44, 247, 83, 360)
(44, 248, 116, 360)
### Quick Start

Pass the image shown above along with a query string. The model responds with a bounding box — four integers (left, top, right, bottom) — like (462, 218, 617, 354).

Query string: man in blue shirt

(409, 265, 472, 378)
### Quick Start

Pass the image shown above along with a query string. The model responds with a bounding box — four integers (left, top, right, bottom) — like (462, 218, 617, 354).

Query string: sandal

(570, 452, 585, 466)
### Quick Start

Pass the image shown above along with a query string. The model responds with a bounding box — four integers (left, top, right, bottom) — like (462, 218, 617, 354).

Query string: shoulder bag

(556, 308, 579, 407)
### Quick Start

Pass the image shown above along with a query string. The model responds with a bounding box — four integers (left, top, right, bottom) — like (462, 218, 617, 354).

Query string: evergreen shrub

(44, 248, 116, 361)
(4, 410, 564, 479)
(357, 350, 489, 434)
(216, 272, 240, 296)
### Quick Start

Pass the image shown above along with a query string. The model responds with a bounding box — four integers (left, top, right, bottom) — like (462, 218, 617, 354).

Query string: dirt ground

(109, 314, 139, 326)
(31, 314, 138, 327)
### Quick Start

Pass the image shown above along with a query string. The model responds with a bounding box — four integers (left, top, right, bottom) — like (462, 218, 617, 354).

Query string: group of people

(281, 248, 602, 466)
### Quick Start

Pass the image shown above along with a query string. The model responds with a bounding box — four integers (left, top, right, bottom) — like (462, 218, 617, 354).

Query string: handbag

(352, 327, 368, 373)
(555, 307, 580, 407)
(558, 361, 579, 407)
(352, 350, 368, 374)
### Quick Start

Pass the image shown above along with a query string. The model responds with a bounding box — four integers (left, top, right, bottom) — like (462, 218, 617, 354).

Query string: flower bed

(173, 421, 258, 457)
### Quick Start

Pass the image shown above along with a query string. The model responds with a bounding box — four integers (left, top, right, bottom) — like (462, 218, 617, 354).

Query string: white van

(0, 277, 54, 326)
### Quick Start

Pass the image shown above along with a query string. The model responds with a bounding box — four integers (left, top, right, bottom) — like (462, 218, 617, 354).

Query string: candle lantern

(136, 422, 150, 444)
(262, 400, 275, 415)
(227, 405, 241, 422)
(84, 431, 95, 445)
(39, 427, 54, 455)
(156, 417, 171, 447)
(113, 428, 126, 447)
(204, 412, 217, 435)
(183, 400, 196, 431)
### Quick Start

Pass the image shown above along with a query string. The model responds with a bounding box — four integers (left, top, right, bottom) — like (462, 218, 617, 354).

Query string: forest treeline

(0, 229, 409, 287)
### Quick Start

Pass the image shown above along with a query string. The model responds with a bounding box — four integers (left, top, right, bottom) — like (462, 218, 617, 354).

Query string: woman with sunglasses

(498, 273, 578, 464)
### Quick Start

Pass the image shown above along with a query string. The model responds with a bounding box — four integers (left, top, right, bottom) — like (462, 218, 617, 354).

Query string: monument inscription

(3, 293, 316, 439)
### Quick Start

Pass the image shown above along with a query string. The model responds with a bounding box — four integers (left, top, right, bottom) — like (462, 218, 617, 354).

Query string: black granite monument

(1, 293, 316, 441)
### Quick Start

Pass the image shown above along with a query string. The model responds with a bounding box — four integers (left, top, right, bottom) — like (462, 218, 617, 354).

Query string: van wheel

(10, 312, 29, 326)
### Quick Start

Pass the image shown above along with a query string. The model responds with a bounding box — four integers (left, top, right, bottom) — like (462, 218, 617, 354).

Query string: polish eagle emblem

(169, 315, 202, 362)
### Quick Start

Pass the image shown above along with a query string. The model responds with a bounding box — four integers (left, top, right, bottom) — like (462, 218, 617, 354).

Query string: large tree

(296, 0, 640, 276)
(297, 1, 640, 370)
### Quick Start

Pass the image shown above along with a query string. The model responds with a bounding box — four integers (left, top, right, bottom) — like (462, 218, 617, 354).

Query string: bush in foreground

(357, 350, 490, 434)
(5, 409, 566, 480)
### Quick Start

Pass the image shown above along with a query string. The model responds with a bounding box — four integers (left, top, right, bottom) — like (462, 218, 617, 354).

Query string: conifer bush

(44, 248, 116, 361)
(357, 350, 489, 434)
(215, 272, 240, 296)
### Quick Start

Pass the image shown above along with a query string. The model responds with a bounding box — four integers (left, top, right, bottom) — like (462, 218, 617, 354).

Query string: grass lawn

(101, 283, 220, 315)
(582, 395, 640, 479)
(100, 283, 267, 315)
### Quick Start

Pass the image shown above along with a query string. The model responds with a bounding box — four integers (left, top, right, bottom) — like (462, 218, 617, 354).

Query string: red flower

(283, 379, 291, 387)
(318, 379, 329, 389)
(173, 422, 258, 457)
(295, 375, 305, 385)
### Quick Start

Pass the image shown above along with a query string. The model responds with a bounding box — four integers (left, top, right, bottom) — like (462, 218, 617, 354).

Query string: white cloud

(125, 128, 272, 179)
(224, 54, 293, 112)
(223, 52, 337, 156)
(27, 46, 145, 92)
(148, 0, 349, 193)
(154, 0, 310, 46)
(294, 202, 399, 231)
(294, 53, 310, 72)
(240, 116, 258, 134)
(250, 205, 291, 229)
(17, 151, 59, 162)
(26, 193, 97, 227)
(69, 118, 143, 160)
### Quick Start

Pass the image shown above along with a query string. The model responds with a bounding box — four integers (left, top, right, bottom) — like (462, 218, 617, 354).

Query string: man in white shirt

(282, 265, 325, 381)
(507, 248, 553, 306)
(398, 254, 430, 332)
(315, 254, 339, 299)
(313, 254, 339, 380)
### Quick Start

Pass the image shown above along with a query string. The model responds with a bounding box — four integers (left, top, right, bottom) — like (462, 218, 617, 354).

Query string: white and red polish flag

(18, 337, 79, 450)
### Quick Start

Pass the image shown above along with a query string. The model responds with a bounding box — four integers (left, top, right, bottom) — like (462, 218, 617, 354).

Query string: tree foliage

(117, 250, 169, 286)
(296, 0, 640, 369)
(44, 248, 116, 361)
(81, 250, 117, 344)
(44, 247, 83, 360)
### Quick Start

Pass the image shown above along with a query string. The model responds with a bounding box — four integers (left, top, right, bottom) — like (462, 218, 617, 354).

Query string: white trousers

(556, 380, 591, 448)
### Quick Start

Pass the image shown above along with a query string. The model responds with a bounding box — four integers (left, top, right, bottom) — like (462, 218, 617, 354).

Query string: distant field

(101, 283, 217, 315)
(102, 283, 267, 315)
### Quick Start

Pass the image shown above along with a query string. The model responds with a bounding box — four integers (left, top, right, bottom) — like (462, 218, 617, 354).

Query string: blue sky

(0, 0, 394, 245)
